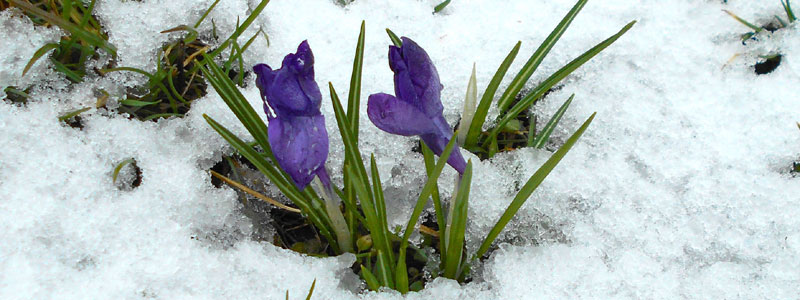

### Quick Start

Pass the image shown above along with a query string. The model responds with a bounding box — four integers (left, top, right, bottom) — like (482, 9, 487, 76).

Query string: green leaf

(385, 28, 402, 47)
(400, 134, 458, 245)
(305, 279, 316, 300)
(457, 63, 478, 144)
(443, 160, 472, 279)
(783, 0, 797, 22)
(199, 56, 272, 157)
(529, 94, 574, 148)
(370, 155, 389, 239)
(10, 0, 117, 57)
(476, 113, 595, 259)
(120, 99, 161, 107)
(375, 250, 395, 289)
(194, 0, 221, 28)
(420, 141, 447, 262)
(22, 43, 59, 77)
(495, 0, 588, 112)
(348, 21, 366, 140)
(484, 21, 634, 150)
(57, 107, 91, 122)
(203, 115, 340, 252)
(464, 41, 521, 148)
(723, 10, 763, 32)
(395, 249, 409, 293)
(112, 158, 135, 183)
(360, 265, 381, 291)
(207, 0, 270, 58)
(434, 0, 452, 13)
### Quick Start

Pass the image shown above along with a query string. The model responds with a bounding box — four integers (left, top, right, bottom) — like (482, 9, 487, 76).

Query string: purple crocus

(367, 37, 467, 174)
(253, 40, 331, 190)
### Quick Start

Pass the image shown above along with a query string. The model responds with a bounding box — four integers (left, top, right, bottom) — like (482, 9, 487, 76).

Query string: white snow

(2, 0, 800, 299)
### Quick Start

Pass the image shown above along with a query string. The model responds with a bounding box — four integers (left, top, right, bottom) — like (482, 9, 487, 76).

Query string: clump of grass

(9, 0, 117, 83)
(724, 0, 796, 41)
(723, 1, 795, 74)
(103, 0, 269, 121)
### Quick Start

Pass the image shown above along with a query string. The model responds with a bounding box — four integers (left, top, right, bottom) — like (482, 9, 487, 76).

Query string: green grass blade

(57, 107, 90, 122)
(120, 99, 161, 107)
(112, 158, 135, 183)
(360, 265, 381, 291)
(346, 165, 394, 281)
(464, 41, 521, 147)
(723, 10, 763, 32)
(370, 155, 388, 237)
(199, 56, 272, 155)
(141, 113, 183, 121)
(476, 113, 595, 259)
(347, 21, 366, 140)
(443, 161, 472, 279)
(204, 114, 340, 252)
(332, 83, 394, 265)
(305, 279, 316, 300)
(495, 0, 588, 112)
(385, 28, 402, 47)
(194, 0, 221, 28)
(22, 43, 59, 77)
(207, 0, 270, 58)
(483, 21, 634, 150)
(456, 63, 478, 144)
(783, 0, 797, 22)
(395, 249, 409, 293)
(775, 15, 788, 28)
(10, 0, 117, 57)
(529, 94, 574, 148)
(420, 141, 447, 262)
(400, 134, 458, 244)
(375, 250, 395, 289)
(434, 0, 452, 13)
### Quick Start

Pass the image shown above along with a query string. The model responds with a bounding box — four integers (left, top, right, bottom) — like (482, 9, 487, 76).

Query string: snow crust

(2, 0, 800, 298)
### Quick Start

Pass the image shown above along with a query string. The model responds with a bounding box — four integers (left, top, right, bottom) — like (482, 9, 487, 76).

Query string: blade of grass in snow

(57, 107, 90, 122)
(21, 43, 59, 77)
(476, 113, 596, 259)
(782, 0, 796, 22)
(464, 41, 521, 148)
(483, 21, 634, 150)
(332, 83, 394, 267)
(434, 0, 452, 13)
(193, 0, 221, 28)
(112, 158, 135, 183)
(443, 160, 472, 279)
(457, 64, 478, 145)
(528, 94, 574, 148)
(495, 0, 588, 112)
(386, 28, 402, 47)
(723, 10, 763, 32)
(360, 265, 381, 291)
(421, 142, 447, 262)
(204, 115, 340, 253)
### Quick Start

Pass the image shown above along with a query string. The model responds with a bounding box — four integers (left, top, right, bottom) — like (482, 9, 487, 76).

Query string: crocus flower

(367, 37, 467, 174)
(253, 41, 352, 253)
(253, 40, 331, 190)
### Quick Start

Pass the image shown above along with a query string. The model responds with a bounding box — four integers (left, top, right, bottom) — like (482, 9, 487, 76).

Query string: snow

(2, 0, 800, 299)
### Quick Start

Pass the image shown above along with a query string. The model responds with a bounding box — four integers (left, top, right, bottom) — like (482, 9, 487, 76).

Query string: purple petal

(389, 37, 443, 117)
(420, 133, 467, 175)
(253, 41, 322, 118)
(267, 115, 330, 190)
(367, 93, 439, 136)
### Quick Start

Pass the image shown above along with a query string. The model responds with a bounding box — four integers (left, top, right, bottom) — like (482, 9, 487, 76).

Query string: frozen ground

(2, 0, 800, 299)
